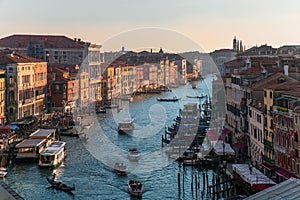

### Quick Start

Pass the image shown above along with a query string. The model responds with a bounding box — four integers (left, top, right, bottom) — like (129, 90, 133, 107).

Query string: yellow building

(262, 75, 299, 176)
(0, 50, 47, 121)
(0, 70, 5, 124)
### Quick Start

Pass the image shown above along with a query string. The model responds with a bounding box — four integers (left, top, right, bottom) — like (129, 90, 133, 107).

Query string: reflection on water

(2, 78, 217, 200)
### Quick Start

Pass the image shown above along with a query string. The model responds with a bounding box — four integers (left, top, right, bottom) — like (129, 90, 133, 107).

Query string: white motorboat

(0, 167, 7, 178)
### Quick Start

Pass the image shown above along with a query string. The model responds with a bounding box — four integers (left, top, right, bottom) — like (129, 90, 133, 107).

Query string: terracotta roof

(0, 34, 86, 49)
(265, 79, 299, 90)
(225, 57, 248, 67)
(0, 49, 43, 64)
(251, 73, 297, 90)
(239, 65, 262, 75)
(282, 87, 300, 98)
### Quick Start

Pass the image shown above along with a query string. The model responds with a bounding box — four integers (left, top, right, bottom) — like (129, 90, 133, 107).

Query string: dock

(0, 182, 24, 200)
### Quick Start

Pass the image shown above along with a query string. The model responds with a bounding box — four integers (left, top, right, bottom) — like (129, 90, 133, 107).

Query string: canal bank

(0, 182, 23, 200)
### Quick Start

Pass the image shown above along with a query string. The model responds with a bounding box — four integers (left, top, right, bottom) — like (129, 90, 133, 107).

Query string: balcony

(273, 105, 293, 117)
(262, 154, 275, 165)
(264, 139, 273, 148)
(275, 124, 289, 132)
(274, 143, 289, 154)
(35, 94, 45, 100)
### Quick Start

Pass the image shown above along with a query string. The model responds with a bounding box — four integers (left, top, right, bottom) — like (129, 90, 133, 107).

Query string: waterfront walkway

(0, 182, 24, 200)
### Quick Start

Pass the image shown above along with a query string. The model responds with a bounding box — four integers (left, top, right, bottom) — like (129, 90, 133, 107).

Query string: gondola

(157, 97, 180, 102)
(46, 177, 75, 192)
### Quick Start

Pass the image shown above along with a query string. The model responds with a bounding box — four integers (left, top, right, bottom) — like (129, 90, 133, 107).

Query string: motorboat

(0, 167, 7, 178)
(128, 148, 140, 161)
(114, 162, 128, 175)
(128, 180, 142, 196)
(118, 119, 134, 134)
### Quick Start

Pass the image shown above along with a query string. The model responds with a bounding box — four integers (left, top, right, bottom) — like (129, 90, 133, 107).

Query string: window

(264, 90, 267, 97)
(270, 91, 273, 99)
(295, 131, 298, 143)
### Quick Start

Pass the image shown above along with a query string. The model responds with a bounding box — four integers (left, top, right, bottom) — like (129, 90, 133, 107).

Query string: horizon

(1, 0, 300, 52)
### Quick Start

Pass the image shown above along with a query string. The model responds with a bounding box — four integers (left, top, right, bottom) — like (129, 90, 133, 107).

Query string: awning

(252, 184, 275, 192)
(222, 128, 231, 135)
(233, 142, 246, 149)
(206, 129, 221, 141)
(276, 168, 295, 180)
(261, 163, 274, 171)
(0, 116, 6, 119)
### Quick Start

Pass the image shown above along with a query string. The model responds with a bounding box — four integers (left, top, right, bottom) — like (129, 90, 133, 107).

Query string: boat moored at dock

(39, 141, 66, 167)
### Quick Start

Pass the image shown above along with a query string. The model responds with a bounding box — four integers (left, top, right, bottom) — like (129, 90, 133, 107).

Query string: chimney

(78, 38, 81, 42)
(284, 63, 289, 76)
(74, 38, 77, 42)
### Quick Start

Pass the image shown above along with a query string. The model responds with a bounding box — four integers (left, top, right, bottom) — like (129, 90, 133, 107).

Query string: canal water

(1, 75, 219, 200)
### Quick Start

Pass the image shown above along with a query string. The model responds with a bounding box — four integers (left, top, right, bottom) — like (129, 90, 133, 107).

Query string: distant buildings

(0, 49, 47, 122)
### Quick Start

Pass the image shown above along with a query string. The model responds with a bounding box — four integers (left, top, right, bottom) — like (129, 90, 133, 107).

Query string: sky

(1, 0, 300, 53)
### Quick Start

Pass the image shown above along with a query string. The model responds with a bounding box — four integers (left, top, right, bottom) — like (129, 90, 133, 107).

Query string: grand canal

(1, 75, 219, 200)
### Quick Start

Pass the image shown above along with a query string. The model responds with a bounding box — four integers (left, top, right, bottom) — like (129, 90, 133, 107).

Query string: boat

(186, 94, 207, 99)
(118, 119, 134, 134)
(96, 107, 106, 114)
(82, 122, 93, 129)
(128, 148, 140, 161)
(0, 167, 7, 178)
(59, 127, 79, 137)
(157, 96, 180, 102)
(46, 177, 75, 192)
(128, 180, 142, 196)
(114, 162, 128, 175)
(39, 141, 66, 167)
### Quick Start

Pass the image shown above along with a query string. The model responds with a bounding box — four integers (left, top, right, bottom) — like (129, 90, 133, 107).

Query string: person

(52, 173, 56, 180)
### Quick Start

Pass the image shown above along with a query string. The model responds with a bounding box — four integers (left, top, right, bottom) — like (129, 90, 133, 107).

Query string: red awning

(261, 163, 274, 171)
(233, 142, 246, 149)
(276, 168, 295, 179)
(252, 184, 275, 192)
(0, 125, 11, 130)
(0, 116, 6, 119)
(206, 129, 221, 141)
(222, 128, 231, 135)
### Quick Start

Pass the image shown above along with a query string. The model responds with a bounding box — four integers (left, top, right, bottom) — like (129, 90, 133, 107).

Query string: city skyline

(1, 0, 300, 52)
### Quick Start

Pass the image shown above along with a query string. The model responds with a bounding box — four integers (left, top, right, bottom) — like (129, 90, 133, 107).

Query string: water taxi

(39, 141, 66, 167)
(128, 148, 140, 161)
(114, 162, 128, 175)
(118, 119, 134, 134)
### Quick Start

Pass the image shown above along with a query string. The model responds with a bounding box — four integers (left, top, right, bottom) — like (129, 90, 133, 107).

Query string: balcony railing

(273, 106, 293, 117)
(275, 124, 289, 131)
(35, 94, 45, 100)
(274, 143, 289, 154)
